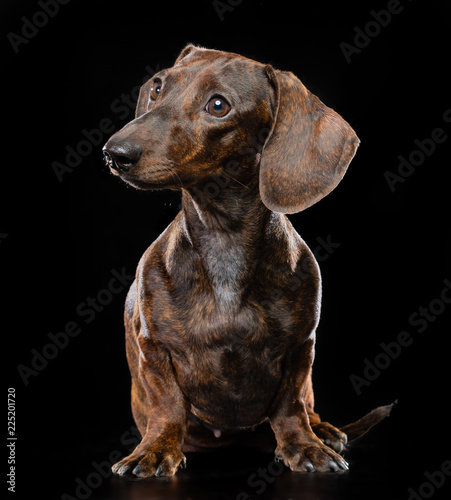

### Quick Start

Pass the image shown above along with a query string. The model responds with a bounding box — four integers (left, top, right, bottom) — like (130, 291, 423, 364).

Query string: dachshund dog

(103, 44, 392, 477)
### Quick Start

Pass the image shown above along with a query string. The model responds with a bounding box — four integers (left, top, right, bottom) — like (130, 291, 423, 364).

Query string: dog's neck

(180, 178, 273, 299)
(181, 181, 272, 245)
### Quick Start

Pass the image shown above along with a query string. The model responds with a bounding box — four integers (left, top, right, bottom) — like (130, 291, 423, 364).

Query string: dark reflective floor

(34, 420, 441, 500)
(105, 448, 393, 500)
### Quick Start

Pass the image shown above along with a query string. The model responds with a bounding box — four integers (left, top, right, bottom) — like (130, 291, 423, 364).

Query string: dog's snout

(103, 140, 142, 172)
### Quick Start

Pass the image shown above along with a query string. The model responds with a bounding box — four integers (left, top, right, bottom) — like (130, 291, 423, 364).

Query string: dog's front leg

(268, 338, 348, 472)
(112, 333, 190, 478)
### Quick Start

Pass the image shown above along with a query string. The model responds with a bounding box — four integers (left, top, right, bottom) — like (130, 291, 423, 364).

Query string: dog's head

(103, 44, 359, 213)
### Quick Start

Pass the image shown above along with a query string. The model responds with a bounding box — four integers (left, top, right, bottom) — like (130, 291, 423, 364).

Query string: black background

(2, 0, 450, 499)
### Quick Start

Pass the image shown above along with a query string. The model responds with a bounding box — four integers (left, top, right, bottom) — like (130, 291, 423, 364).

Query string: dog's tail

(339, 402, 396, 443)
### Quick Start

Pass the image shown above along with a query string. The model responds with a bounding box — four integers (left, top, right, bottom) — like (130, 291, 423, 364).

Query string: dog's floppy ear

(174, 44, 199, 65)
(260, 66, 360, 214)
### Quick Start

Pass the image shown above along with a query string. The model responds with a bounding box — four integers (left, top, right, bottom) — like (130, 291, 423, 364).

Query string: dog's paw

(275, 441, 348, 473)
(311, 422, 348, 454)
(112, 449, 186, 478)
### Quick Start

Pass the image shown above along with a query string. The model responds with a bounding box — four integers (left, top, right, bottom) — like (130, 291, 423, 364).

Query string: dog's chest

(148, 220, 306, 427)
(171, 306, 286, 427)
(153, 275, 291, 427)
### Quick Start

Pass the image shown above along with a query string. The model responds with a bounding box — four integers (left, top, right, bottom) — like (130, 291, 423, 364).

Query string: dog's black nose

(103, 140, 142, 172)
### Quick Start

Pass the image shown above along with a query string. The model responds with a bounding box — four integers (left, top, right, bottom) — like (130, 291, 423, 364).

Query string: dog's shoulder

(135, 211, 199, 291)
(265, 212, 318, 273)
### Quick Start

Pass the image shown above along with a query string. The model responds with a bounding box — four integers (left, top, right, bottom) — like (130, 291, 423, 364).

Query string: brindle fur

(103, 45, 392, 478)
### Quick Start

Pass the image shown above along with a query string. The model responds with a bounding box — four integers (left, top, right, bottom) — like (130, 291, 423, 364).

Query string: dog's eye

(206, 96, 230, 117)
(150, 79, 162, 101)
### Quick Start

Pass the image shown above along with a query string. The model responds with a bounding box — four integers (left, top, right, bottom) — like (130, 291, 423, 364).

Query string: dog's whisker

(170, 170, 184, 188)
(227, 174, 249, 189)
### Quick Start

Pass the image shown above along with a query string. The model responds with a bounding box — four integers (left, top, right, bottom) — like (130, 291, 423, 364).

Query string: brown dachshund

(103, 45, 392, 477)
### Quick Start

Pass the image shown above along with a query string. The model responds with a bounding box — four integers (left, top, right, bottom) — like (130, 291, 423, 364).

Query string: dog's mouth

(105, 159, 182, 191)
(118, 174, 179, 191)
